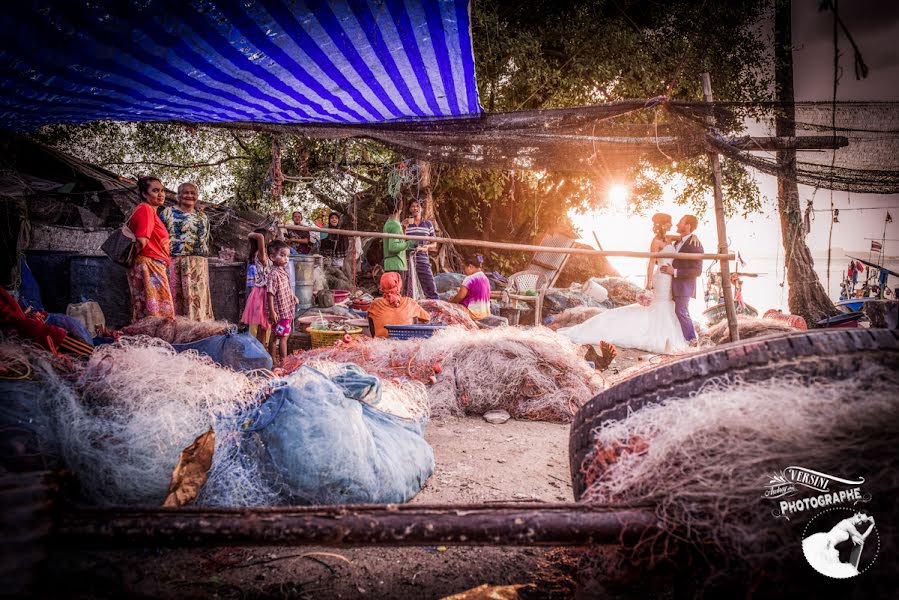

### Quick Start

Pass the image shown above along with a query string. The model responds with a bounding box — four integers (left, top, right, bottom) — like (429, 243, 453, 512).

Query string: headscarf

(380, 272, 403, 307)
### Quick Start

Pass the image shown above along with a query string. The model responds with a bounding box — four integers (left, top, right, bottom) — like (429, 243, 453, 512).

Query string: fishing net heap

(417, 299, 479, 330)
(283, 326, 603, 422)
(12, 336, 262, 505)
(703, 314, 800, 345)
(579, 369, 899, 591)
(547, 306, 607, 330)
(591, 278, 643, 307)
(121, 316, 230, 344)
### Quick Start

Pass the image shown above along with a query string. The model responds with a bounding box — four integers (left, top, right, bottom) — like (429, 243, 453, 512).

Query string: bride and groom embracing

(559, 213, 704, 354)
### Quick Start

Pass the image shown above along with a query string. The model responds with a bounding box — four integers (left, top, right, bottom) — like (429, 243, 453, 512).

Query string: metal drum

(291, 255, 316, 310)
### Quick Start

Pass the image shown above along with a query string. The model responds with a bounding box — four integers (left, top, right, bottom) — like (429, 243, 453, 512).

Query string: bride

(558, 213, 689, 354)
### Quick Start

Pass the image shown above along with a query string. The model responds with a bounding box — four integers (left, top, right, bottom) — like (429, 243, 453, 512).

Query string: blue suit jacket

(672, 235, 704, 298)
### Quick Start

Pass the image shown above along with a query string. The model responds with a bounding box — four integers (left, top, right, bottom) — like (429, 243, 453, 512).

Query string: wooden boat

(703, 302, 758, 326)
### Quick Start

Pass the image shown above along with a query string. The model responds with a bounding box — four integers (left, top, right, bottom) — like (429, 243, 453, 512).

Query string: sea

(604, 249, 899, 322)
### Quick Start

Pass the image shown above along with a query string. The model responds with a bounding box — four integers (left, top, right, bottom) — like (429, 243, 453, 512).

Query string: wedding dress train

(557, 244, 688, 354)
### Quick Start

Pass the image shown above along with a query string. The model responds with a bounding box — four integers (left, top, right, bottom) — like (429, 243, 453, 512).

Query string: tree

(774, 0, 838, 323)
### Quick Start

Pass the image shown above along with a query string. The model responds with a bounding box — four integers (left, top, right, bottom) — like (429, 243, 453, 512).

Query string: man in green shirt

(382, 199, 419, 293)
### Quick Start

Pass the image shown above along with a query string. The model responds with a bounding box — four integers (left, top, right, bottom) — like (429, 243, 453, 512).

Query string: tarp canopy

(0, 0, 482, 129)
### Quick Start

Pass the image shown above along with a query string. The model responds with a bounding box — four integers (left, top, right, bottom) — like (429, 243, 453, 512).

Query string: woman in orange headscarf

(366, 272, 431, 338)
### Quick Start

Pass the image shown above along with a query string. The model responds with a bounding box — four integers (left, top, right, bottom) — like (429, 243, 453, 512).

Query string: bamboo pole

(58, 503, 656, 548)
(702, 73, 740, 342)
(284, 224, 733, 262)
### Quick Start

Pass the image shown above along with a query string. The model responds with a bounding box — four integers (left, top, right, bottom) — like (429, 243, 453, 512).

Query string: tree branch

(100, 156, 251, 169)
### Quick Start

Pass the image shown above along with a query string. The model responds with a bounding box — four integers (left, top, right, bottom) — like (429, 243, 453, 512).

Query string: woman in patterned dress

(159, 182, 214, 321)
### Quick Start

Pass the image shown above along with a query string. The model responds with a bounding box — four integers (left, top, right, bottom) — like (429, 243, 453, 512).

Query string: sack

(101, 224, 136, 267)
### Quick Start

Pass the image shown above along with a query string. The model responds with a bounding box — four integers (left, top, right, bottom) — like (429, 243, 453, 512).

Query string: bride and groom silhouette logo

(802, 509, 878, 578)
(558, 213, 704, 354)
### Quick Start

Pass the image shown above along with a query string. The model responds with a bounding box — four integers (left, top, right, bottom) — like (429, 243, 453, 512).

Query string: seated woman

(449, 252, 491, 321)
(367, 272, 430, 338)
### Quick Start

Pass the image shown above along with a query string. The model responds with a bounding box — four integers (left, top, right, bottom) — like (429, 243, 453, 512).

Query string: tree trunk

(774, 0, 838, 325)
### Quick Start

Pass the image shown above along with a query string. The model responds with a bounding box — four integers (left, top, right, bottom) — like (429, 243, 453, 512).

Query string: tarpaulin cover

(172, 332, 273, 372)
(0, 0, 482, 129)
(246, 364, 434, 505)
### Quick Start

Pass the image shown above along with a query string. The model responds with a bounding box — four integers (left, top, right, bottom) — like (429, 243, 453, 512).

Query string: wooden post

(702, 73, 740, 342)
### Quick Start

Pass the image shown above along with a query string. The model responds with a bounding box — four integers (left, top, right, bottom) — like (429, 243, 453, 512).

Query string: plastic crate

(385, 324, 448, 340)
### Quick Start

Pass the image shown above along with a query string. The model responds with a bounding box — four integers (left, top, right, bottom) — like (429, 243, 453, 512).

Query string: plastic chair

(507, 271, 548, 324)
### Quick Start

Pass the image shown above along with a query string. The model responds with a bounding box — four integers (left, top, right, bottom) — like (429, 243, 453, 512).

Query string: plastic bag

(246, 365, 434, 505)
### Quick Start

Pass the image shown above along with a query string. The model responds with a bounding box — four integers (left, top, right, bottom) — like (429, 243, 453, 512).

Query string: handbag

(101, 210, 138, 267)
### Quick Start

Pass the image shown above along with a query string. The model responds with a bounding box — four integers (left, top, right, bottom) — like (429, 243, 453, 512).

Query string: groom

(659, 215, 704, 343)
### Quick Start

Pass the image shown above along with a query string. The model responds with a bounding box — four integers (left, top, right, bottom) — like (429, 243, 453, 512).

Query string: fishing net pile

(13, 336, 262, 505)
(283, 326, 603, 422)
(591, 278, 643, 307)
(121, 316, 230, 344)
(547, 306, 607, 330)
(702, 314, 800, 345)
(578, 369, 899, 592)
(417, 299, 479, 330)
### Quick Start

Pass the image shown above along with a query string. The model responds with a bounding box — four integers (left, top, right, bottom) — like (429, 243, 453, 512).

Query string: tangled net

(417, 299, 479, 330)
(548, 306, 607, 330)
(702, 314, 799, 345)
(591, 278, 643, 306)
(32, 336, 262, 505)
(284, 326, 603, 422)
(121, 316, 230, 344)
(580, 369, 899, 592)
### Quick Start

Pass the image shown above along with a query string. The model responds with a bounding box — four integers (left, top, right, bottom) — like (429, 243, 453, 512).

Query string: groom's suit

(672, 234, 704, 341)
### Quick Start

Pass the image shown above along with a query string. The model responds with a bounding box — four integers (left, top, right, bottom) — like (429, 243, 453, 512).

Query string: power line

(810, 205, 899, 212)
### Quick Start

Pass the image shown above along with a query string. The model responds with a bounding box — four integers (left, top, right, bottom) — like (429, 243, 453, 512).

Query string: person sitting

(367, 272, 430, 338)
(449, 252, 492, 321)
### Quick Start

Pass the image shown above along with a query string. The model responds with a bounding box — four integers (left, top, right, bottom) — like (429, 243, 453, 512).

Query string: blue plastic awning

(0, 0, 482, 129)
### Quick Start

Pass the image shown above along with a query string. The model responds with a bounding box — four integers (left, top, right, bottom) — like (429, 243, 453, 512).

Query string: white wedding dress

(557, 244, 688, 354)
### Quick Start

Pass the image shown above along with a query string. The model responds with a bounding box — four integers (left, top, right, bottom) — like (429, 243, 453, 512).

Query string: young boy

(265, 240, 297, 367)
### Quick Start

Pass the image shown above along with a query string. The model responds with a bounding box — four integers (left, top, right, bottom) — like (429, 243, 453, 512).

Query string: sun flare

(608, 184, 629, 211)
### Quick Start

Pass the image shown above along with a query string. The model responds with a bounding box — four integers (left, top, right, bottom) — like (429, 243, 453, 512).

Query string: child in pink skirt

(241, 228, 273, 346)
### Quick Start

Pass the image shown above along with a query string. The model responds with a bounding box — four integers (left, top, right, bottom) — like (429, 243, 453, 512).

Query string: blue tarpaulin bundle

(242, 364, 433, 505)
(172, 331, 273, 372)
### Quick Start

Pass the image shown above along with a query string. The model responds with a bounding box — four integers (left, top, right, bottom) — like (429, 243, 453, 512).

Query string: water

(605, 250, 899, 318)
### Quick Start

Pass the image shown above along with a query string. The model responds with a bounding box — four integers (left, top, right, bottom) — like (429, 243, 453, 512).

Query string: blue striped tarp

(0, 1, 482, 130)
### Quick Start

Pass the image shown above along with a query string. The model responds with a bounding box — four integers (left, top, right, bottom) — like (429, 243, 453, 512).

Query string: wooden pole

(58, 503, 656, 548)
(284, 224, 733, 262)
(702, 73, 740, 342)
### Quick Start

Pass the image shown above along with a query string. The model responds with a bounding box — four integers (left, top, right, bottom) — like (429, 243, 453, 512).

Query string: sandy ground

(46, 418, 578, 599)
(44, 347, 668, 599)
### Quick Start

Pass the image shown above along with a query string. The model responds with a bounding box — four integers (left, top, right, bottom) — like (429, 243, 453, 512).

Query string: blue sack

(246, 365, 433, 505)
(172, 331, 272, 372)
(17, 257, 44, 311)
(45, 313, 94, 346)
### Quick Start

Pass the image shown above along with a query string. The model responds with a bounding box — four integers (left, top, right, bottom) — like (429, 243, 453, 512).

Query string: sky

(570, 0, 899, 312)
